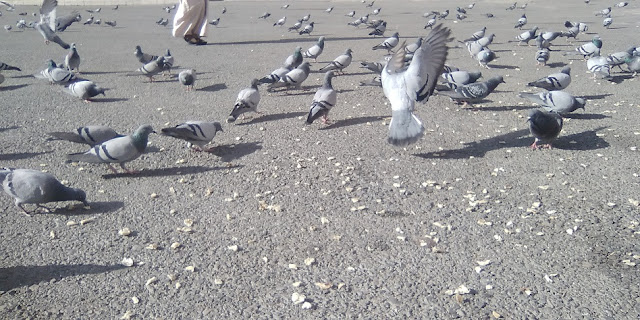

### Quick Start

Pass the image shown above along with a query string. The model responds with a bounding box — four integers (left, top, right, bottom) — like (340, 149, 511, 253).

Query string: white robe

(172, 0, 208, 38)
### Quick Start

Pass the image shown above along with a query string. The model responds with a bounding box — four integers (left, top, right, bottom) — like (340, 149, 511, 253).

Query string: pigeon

(381, 24, 451, 147)
(595, 7, 611, 16)
(484, 13, 495, 18)
(319, 49, 353, 75)
(162, 49, 174, 74)
(424, 16, 436, 29)
(229, 79, 261, 122)
(506, 2, 517, 10)
(528, 67, 571, 91)
(66, 125, 155, 174)
(372, 32, 399, 53)
(306, 71, 337, 125)
(438, 9, 449, 19)
(104, 20, 116, 27)
(603, 16, 612, 29)
(564, 21, 588, 33)
(67, 80, 107, 102)
(0, 62, 21, 71)
(439, 76, 505, 105)
(302, 36, 325, 62)
(536, 34, 551, 50)
(137, 56, 165, 82)
(606, 47, 634, 71)
(35, 59, 78, 84)
(372, 8, 381, 15)
(0, 0, 15, 11)
(222, 7, 226, 14)
(1, 168, 88, 215)
(16, 20, 26, 29)
(113, 5, 118, 10)
(476, 48, 497, 69)
(456, 7, 467, 14)
(441, 71, 483, 89)
(541, 31, 562, 42)
(346, 11, 356, 17)
(55, 11, 81, 32)
(94, 19, 101, 25)
(281, 4, 290, 9)
(463, 27, 486, 42)
(348, 17, 364, 27)
(615, 2, 628, 8)
(4, 25, 12, 31)
(535, 48, 550, 66)
(86, 8, 101, 13)
(258, 12, 271, 19)
(519, 91, 585, 114)
(300, 14, 311, 22)
(64, 43, 80, 72)
(268, 62, 312, 91)
(134, 45, 159, 64)
(625, 56, 640, 76)
(565, 37, 602, 59)
(35, 0, 70, 49)
(209, 17, 220, 26)
(359, 76, 382, 87)
(258, 66, 291, 84)
(161, 121, 223, 152)
(562, 25, 579, 41)
(326, 7, 334, 14)
(404, 38, 423, 56)
(366, 1, 375, 8)
(468, 3, 476, 9)
(47, 126, 122, 146)
(358, 14, 370, 24)
(456, 13, 467, 20)
(514, 14, 527, 29)
(516, 26, 538, 46)
(476, 34, 495, 47)
(178, 69, 196, 91)
(527, 110, 563, 149)
(273, 16, 286, 27)
(157, 18, 168, 27)
(586, 55, 611, 79)
(288, 21, 302, 32)
(83, 16, 93, 25)
(465, 40, 485, 57)
(369, 21, 386, 36)
(284, 46, 303, 69)
(299, 22, 314, 35)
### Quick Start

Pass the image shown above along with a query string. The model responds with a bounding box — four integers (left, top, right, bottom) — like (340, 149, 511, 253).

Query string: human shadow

(0, 84, 28, 91)
(208, 142, 262, 162)
(319, 115, 385, 130)
(0, 264, 127, 292)
(414, 129, 531, 159)
(207, 36, 375, 46)
(199, 83, 227, 92)
(0, 151, 51, 161)
(237, 112, 307, 125)
(102, 165, 221, 179)
(472, 104, 533, 112)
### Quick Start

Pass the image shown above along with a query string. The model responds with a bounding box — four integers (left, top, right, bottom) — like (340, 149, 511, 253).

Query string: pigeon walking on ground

(528, 110, 563, 149)
(64, 43, 80, 72)
(565, 37, 602, 59)
(606, 47, 634, 71)
(258, 12, 271, 19)
(35, 59, 78, 84)
(372, 32, 399, 53)
(1, 168, 88, 215)
(162, 49, 174, 75)
(258, 66, 291, 84)
(586, 55, 611, 79)
(161, 121, 223, 152)
(288, 21, 302, 32)
(441, 70, 483, 89)
(381, 24, 451, 147)
(514, 14, 527, 29)
(35, 0, 71, 49)
(138, 56, 165, 82)
(319, 49, 353, 75)
(527, 67, 571, 91)
(179, 69, 196, 91)
(66, 125, 155, 174)
(284, 47, 303, 69)
(302, 36, 325, 62)
(47, 125, 122, 146)
(273, 16, 286, 27)
(306, 71, 337, 125)
(516, 26, 538, 46)
(463, 27, 486, 42)
(229, 79, 261, 122)
(536, 48, 550, 66)
(268, 62, 312, 91)
(134, 45, 159, 64)
(519, 91, 585, 114)
(299, 22, 314, 35)
(440, 76, 505, 106)
(476, 48, 497, 69)
(66, 80, 107, 102)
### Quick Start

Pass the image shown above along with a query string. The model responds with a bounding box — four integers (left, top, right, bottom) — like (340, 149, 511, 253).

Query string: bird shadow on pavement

(199, 83, 227, 92)
(553, 127, 610, 150)
(319, 115, 385, 130)
(0, 264, 127, 293)
(93, 98, 129, 103)
(237, 112, 307, 125)
(0, 84, 28, 91)
(580, 93, 613, 100)
(414, 129, 531, 159)
(564, 113, 609, 120)
(0, 151, 51, 161)
(0, 125, 20, 133)
(488, 64, 519, 70)
(608, 75, 634, 84)
(101, 165, 222, 179)
(81, 71, 129, 75)
(546, 62, 567, 68)
(469, 104, 533, 112)
(208, 142, 262, 162)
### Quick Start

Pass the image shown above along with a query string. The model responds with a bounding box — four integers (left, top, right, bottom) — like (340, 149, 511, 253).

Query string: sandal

(193, 36, 207, 45)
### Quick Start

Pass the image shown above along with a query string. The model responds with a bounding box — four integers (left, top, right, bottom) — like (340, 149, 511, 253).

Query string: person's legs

(172, 0, 208, 44)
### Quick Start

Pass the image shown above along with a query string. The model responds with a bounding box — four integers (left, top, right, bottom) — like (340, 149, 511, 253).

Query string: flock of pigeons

(0, 0, 639, 215)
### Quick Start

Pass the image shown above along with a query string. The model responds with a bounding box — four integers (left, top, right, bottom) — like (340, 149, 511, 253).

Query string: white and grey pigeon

(381, 24, 451, 147)
(302, 36, 325, 62)
(66, 80, 108, 102)
(299, 22, 314, 35)
(439, 75, 505, 105)
(306, 71, 337, 125)
(603, 16, 612, 29)
(284, 46, 303, 69)
(527, 67, 571, 91)
(404, 38, 423, 56)
(625, 56, 640, 76)
(346, 11, 356, 18)
(564, 37, 602, 59)
(325, 7, 334, 14)
(528, 110, 563, 149)
(35, 0, 70, 49)
(595, 7, 611, 16)
(258, 66, 291, 84)
(519, 91, 586, 114)
(287, 21, 302, 32)
(66, 125, 155, 174)
(536, 48, 550, 66)
(368, 21, 386, 36)
(134, 45, 159, 64)
(514, 14, 527, 29)
(372, 8, 381, 15)
(268, 62, 312, 91)
(424, 16, 436, 29)
(1, 168, 88, 215)
(161, 121, 223, 152)
(476, 48, 496, 69)
(35, 59, 78, 84)
(47, 125, 122, 146)
(606, 47, 634, 71)
(162, 49, 174, 74)
(586, 55, 611, 79)
(300, 14, 311, 22)
(516, 26, 538, 46)
(229, 79, 261, 122)
(372, 32, 399, 53)
(178, 69, 196, 91)
(273, 16, 286, 27)
(138, 56, 165, 82)
(441, 70, 482, 89)
(615, 2, 628, 8)
(64, 42, 80, 72)
(463, 27, 486, 42)
(319, 49, 353, 75)
(209, 17, 220, 26)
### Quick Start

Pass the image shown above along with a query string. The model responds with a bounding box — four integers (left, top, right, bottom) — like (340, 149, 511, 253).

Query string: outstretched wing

(40, 0, 58, 30)
(404, 24, 451, 102)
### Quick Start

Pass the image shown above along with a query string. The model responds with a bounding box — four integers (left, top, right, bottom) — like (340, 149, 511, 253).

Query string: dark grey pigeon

(528, 109, 563, 149)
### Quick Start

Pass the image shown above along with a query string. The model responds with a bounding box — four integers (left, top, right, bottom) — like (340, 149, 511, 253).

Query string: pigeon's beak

(151, 130, 157, 134)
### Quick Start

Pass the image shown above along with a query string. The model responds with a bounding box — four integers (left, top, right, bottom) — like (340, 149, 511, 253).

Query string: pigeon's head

(250, 78, 260, 88)
(134, 45, 141, 54)
(561, 66, 571, 75)
(133, 125, 156, 140)
(70, 43, 77, 50)
(575, 98, 586, 110)
(318, 36, 325, 43)
(45, 59, 56, 68)
(345, 48, 353, 55)
(298, 62, 312, 72)
(73, 188, 89, 206)
(592, 38, 603, 48)
(213, 122, 223, 133)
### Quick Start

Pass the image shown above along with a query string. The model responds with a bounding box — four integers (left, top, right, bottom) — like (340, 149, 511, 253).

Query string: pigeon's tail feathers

(518, 92, 543, 104)
(66, 152, 101, 163)
(52, 36, 70, 49)
(306, 102, 328, 124)
(258, 75, 279, 84)
(387, 109, 425, 147)
(46, 132, 89, 144)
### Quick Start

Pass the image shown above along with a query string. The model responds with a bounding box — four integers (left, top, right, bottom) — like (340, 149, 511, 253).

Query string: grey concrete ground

(1, 1, 639, 319)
